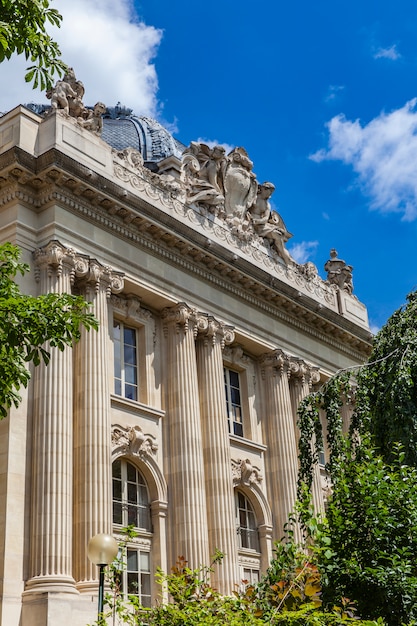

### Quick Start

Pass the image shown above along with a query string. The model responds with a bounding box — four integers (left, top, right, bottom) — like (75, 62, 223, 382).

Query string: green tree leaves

(0, 0, 67, 90)
(0, 242, 98, 418)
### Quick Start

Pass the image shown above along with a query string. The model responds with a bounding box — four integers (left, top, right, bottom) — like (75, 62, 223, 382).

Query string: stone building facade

(0, 86, 371, 626)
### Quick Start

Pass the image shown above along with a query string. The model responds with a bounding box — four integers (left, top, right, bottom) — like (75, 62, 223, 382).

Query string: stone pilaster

(26, 241, 78, 593)
(162, 304, 209, 569)
(73, 259, 124, 590)
(289, 359, 324, 513)
(260, 350, 301, 542)
(195, 315, 238, 594)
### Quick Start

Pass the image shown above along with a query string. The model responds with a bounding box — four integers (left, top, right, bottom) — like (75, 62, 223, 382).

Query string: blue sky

(1, 0, 417, 331)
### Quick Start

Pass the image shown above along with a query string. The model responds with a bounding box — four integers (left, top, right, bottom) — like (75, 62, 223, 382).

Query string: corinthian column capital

(196, 313, 235, 348)
(259, 349, 291, 378)
(162, 302, 198, 335)
(288, 357, 320, 388)
(75, 258, 124, 297)
(33, 240, 76, 281)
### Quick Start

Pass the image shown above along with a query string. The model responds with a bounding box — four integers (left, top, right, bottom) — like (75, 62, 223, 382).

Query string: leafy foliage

(295, 291, 417, 625)
(93, 536, 384, 626)
(355, 290, 417, 466)
(0, 0, 67, 89)
(0, 242, 98, 417)
(317, 442, 417, 625)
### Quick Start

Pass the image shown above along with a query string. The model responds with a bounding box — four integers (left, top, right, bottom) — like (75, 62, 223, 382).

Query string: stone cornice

(0, 146, 372, 360)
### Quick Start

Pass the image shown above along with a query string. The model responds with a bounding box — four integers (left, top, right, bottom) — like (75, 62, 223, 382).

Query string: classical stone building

(0, 75, 372, 626)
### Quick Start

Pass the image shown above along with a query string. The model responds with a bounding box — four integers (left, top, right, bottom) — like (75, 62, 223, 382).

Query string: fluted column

(260, 350, 301, 542)
(162, 304, 209, 569)
(73, 259, 124, 590)
(289, 359, 324, 513)
(195, 315, 239, 594)
(26, 242, 78, 593)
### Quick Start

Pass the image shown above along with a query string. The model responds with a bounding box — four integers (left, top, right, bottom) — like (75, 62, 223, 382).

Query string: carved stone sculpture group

(47, 68, 106, 136)
(45, 71, 356, 292)
(182, 142, 294, 265)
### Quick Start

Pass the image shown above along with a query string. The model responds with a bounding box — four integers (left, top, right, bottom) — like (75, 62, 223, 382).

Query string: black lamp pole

(98, 563, 106, 620)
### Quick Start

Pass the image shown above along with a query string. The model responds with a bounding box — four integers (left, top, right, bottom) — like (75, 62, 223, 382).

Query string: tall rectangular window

(224, 367, 243, 437)
(115, 547, 151, 607)
(113, 321, 138, 401)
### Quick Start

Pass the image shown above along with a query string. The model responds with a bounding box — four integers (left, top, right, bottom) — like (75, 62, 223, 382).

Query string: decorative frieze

(111, 293, 153, 323)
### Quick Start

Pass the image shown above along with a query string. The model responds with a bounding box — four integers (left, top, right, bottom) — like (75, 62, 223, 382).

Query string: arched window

(236, 491, 259, 552)
(112, 458, 151, 531)
(112, 459, 152, 606)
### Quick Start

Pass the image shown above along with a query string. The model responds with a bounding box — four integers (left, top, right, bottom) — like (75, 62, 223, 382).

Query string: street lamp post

(87, 533, 119, 622)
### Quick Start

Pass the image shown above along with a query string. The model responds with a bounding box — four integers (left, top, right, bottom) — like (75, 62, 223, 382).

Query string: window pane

(124, 344, 137, 366)
(139, 507, 151, 531)
(139, 484, 149, 506)
(113, 502, 122, 525)
(127, 482, 137, 504)
(127, 572, 139, 594)
(229, 370, 239, 387)
(141, 572, 151, 595)
(125, 364, 137, 384)
(113, 459, 122, 479)
(124, 327, 136, 346)
(127, 549, 138, 571)
(124, 384, 137, 401)
(127, 462, 136, 482)
(231, 387, 241, 405)
(140, 552, 150, 571)
(113, 480, 122, 501)
(127, 505, 137, 526)
(114, 354, 121, 378)
(234, 422, 243, 437)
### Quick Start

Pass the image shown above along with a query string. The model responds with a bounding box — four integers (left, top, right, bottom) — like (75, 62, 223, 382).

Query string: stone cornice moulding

(0, 146, 339, 309)
(0, 147, 372, 359)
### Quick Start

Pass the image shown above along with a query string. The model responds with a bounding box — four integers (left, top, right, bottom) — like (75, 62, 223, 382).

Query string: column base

(21, 589, 98, 626)
(76, 579, 99, 594)
(24, 575, 78, 594)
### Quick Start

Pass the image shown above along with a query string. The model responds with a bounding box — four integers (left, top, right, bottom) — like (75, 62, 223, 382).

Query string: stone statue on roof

(182, 142, 295, 264)
(248, 182, 294, 265)
(223, 147, 257, 219)
(324, 248, 354, 294)
(46, 68, 106, 136)
(182, 142, 226, 211)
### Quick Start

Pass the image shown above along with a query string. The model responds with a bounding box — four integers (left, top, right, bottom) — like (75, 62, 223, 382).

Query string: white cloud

(0, 0, 162, 116)
(373, 45, 401, 60)
(310, 99, 417, 221)
(288, 240, 318, 264)
(196, 138, 235, 154)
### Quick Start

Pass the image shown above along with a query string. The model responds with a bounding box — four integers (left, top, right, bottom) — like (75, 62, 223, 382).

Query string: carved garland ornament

(111, 424, 158, 460)
(232, 458, 263, 487)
